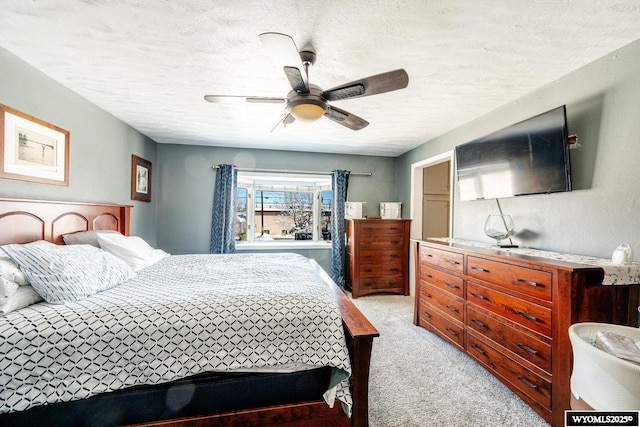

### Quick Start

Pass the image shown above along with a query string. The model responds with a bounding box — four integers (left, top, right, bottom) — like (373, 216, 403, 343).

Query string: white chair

(568, 322, 640, 410)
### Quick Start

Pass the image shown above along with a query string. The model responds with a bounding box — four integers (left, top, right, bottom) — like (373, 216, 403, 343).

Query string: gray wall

(397, 39, 640, 259)
(156, 143, 396, 270)
(0, 47, 159, 244)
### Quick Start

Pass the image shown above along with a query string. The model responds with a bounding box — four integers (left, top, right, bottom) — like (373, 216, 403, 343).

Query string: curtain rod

(211, 165, 372, 176)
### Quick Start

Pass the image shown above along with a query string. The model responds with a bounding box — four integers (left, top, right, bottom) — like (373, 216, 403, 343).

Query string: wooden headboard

(0, 198, 132, 245)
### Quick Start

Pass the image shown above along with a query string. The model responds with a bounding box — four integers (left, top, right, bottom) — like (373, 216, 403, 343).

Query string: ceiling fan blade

(271, 113, 296, 133)
(322, 69, 409, 102)
(325, 105, 369, 131)
(259, 32, 309, 93)
(283, 66, 307, 93)
(204, 95, 285, 104)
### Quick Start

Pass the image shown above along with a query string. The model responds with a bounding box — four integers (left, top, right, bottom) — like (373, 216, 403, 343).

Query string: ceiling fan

(204, 32, 409, 131)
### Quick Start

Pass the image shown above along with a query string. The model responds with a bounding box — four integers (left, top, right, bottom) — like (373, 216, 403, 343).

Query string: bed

(0, 198, 379, 427)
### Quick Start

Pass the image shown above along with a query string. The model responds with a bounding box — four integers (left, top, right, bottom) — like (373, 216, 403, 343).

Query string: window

(235, 172, 332, 244)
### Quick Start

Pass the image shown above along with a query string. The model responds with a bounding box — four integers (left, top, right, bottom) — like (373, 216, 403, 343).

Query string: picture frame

(131, 154, 152, 202)
(0, 104, 69, 186)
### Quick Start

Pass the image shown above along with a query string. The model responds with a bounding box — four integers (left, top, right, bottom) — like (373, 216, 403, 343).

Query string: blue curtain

(330, 170, 350, 288)
(210, 164, 238, 254)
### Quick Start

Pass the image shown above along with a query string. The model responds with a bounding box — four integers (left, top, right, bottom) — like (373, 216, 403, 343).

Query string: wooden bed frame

(0, 198, 379, 427)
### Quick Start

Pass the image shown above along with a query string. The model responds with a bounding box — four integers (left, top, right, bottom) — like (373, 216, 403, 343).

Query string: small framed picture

(0, 104, 69, 186)
(131, 154, 152, 202)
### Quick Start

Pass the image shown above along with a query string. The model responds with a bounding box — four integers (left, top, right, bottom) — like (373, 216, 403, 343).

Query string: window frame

(236, 172, 332, 247)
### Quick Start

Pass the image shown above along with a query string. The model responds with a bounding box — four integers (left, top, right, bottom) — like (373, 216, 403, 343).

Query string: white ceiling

(1, 1, 640, 157)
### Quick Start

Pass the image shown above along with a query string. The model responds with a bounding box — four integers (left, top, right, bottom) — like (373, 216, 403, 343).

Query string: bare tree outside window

(279, 191, 313, 240)
(235, 187, 248, 240)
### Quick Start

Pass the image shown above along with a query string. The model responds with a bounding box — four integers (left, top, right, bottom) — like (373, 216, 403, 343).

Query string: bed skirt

(0, 367, 333, 427)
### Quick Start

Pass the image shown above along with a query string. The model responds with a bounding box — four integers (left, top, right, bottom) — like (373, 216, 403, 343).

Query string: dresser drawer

(358, 250, 404, 263)
(467, 281, 551, 337)
(360, 263, 403, 277)
(419, 266, 464, 298)
(466, 332, 551, 409)
(417, 299, 438, 326)
(466, 305, 551, 374)
(418, 302, 465, 350)
(420, 245, 464, 274)
(419, 283, 464, 323)
(467, 256, 552, 301)
(358, 274, 404, 291)
(358, 221, 406, 236)
(358, 234, 405, 249)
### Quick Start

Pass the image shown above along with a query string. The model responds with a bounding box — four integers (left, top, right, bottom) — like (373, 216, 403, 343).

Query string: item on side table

(611, 243, 634, 265)
(380, 202, 402, 219)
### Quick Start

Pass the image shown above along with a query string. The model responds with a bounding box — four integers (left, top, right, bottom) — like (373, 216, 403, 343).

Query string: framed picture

(0, 104, 69, 186)
(131, 154, 152, 202)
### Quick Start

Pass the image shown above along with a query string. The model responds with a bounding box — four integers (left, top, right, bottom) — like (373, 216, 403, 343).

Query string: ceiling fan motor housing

(287, 85, 327, 122)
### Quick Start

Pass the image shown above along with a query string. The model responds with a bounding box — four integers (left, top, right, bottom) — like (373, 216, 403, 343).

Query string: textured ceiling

(1, 1, 640, 157)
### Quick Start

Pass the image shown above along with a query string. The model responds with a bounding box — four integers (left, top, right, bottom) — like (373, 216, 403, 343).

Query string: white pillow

(0, 277, 19, 303)
(0, 285, 43, 315)
(97, 233, 170, 271)
(0, 251, 30, 286)
(63, 229, 121, 247)
(1, 243, 135, 303)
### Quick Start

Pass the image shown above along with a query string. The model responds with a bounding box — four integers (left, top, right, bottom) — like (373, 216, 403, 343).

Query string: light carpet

(349, 293, 549, 427)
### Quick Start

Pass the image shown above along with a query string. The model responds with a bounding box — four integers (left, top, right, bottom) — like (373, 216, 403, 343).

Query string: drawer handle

(444, 282, 458, 289)
(470, 292, 487, 300)
(517, 278, 540, 287)
(423, 273, 433, 279)
(516, 311, 539, 322)
(471, 266, 489, 273)
(517, 376, 538, 390)
(470, 343, 485, 354)
(421, 311, 431, 318)
(445, 259, 460, 265)
(445, 327, 458, 336)
(445, 305, 458, 313)
(421, 291, 432, 298)
(471, 318, 487, 328)
(516, 342, 538, 355)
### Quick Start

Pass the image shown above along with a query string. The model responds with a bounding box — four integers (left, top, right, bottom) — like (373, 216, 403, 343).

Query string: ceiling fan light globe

(290, 103, 326, 122)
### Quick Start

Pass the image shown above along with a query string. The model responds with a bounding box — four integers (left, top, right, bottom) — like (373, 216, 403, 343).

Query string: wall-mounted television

(455, 105, 571, 201)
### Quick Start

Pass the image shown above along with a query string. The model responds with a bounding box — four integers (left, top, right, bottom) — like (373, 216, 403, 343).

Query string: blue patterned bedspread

(0, 253, 352, 415)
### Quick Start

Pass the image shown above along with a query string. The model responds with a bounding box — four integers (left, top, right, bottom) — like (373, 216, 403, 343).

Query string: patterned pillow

(0, 243, 135, 303)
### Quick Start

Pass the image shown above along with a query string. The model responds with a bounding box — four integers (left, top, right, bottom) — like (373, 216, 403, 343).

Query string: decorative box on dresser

(414, 238, 640, 427)
(346, 218, 411, 298)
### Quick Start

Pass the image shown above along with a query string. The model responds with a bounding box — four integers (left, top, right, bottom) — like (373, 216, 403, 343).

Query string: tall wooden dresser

(414, 239, 639, 427)
(345, 218, 411, 298)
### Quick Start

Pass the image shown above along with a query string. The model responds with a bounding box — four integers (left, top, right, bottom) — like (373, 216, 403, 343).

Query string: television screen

(455, 106, 571, 201)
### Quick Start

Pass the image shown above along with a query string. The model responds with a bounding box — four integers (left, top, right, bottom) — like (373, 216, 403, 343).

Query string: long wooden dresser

(413, 238, 640, 427)
(346, 218, 411, 298)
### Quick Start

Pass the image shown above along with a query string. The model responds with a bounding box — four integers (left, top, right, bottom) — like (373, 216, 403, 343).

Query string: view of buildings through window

(235, 173, 332, 243)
